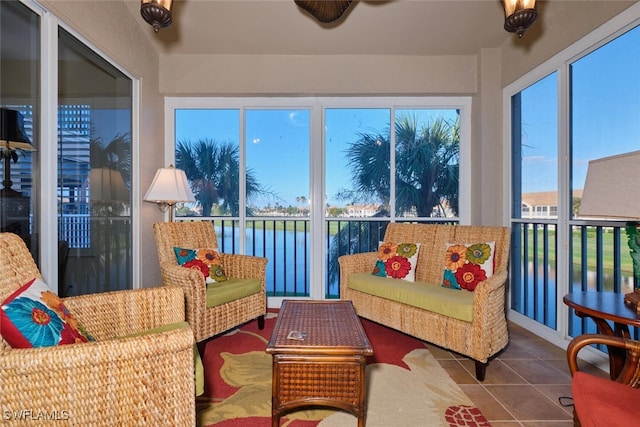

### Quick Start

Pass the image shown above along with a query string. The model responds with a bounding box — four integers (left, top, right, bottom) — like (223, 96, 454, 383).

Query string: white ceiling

(126, 0, 513, 56)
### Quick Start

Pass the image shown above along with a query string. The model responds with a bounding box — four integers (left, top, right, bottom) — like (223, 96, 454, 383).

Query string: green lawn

(522, 226, 634, 276)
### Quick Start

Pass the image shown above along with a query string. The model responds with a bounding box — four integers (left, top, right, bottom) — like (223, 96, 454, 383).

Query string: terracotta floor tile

(496, 341, 537, 359)
(459, 384, 515, 422)
(459, 359, 527, 385)
(484, 385, 573, 421)
(437, 359, 478, 384)
(534, 384, 575, 417)
(519, 339, 567, 360)
(544, 358, 573, 377)
(502, 359, 571, 384)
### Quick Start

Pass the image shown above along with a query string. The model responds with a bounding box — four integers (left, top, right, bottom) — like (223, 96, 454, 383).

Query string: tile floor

(432, 322, 608, 427)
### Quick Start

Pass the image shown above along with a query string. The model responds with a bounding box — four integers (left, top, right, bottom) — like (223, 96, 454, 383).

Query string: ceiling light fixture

(503, 0, 537, 38)
(294, 0, 353, 23)
(140, 0, 173, 33)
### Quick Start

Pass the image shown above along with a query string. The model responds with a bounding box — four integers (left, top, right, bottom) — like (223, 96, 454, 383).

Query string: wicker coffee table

(266, 300, 373, 427)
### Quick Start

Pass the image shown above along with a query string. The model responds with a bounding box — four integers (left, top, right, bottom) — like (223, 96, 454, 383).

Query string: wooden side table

(563, 291, 640, 380)
(266, 300, 373, 427)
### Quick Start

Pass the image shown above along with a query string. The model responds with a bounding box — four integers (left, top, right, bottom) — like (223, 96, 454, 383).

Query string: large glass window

(171, 99, 467, 301)
(510, 73, 559, 328)
(509, 21, 640, 340)
(58, 29, 133, 296)
(0, 0, 40, 262)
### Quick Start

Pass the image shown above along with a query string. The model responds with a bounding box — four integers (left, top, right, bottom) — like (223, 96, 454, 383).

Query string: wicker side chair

(0, 232, 195, 426)
(153, 221, 267, 345)
(567, 333, 640, 426)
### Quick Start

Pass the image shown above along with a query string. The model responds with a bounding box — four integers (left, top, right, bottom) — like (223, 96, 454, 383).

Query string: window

(0, 1, 135, 296)
(58, 29, 133, 296)
(508, 15, 640, 340)
(0, 0, 40, 261)
(168, 98, 469, 301)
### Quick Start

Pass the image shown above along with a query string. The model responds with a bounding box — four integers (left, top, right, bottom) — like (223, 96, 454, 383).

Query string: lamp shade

(90, 167, 129, 202)
(0, 108, 35, 151)
(143, 165, 195, 204)
(579, 150, 640, 220)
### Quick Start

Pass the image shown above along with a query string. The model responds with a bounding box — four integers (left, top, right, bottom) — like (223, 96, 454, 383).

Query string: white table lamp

(143, 165, 195, 221)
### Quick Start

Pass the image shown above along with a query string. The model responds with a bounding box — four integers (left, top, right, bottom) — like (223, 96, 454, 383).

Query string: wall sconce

(143, 165, 195, 221)
(503, 0, 537, 38)
(140, 0, 173, 33)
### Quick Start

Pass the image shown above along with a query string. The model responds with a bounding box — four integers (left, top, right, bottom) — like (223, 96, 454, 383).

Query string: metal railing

(177, 217, 457, 299)
(511, 219, 637, 340)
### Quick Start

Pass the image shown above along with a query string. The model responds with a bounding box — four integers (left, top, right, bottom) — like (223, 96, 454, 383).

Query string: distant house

(346, 204, 379, 217)
(521, 190, 583, 219)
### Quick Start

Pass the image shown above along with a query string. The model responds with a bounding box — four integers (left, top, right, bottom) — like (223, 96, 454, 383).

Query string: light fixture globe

(504, 8, 538, 38)
(141, 0, 173, 33)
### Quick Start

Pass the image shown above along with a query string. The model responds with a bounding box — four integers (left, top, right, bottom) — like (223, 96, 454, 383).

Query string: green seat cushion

(348, 273, 475, 322)
(119, 321, 203, 396)
(206, 278, 262, 308)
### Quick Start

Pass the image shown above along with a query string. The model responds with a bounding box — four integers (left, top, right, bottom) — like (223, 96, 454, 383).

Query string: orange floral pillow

(442, 242, 495, 292)
(371, 242, 421, 282)
(174, 247, 228, 284)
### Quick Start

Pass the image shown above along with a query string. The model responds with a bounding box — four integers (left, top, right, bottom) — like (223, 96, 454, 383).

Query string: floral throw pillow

(442, 242, 495, 292)
(0, 278, 95, 348)
(371, 242, 421, 282)
(174, 247, 228, 284)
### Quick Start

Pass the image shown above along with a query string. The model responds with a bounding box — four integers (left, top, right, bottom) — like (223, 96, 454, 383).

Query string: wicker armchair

(567, 333, 640, 426)
(153, 221, 267, 344)
(0, 232, 195, 426)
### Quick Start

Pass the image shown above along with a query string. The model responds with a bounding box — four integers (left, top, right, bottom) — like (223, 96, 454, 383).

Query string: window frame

(165, 96, 472, 303)
(503, 3, 640, 353)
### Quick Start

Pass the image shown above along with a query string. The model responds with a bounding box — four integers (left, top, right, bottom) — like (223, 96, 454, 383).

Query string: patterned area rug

(197, 310, 490, 427)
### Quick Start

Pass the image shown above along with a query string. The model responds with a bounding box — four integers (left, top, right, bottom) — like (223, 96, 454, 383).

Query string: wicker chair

(0, 232, 195, 426)
(153, 221, 267, 345)
(567, 333, 640, 426)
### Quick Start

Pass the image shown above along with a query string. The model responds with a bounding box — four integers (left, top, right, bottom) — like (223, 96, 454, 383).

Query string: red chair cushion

(572, 371, 639, 427)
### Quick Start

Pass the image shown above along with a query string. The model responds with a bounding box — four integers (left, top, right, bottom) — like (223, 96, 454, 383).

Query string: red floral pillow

(371, 242, 421, 282)
(1, 278, 95, 348)
(174, 247, 228, 284)
(441, 242, 495, 292)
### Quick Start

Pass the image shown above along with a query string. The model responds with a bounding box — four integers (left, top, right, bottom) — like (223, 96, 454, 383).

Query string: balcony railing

(511, 219, 638, 341)
(177, 217, 456, 299)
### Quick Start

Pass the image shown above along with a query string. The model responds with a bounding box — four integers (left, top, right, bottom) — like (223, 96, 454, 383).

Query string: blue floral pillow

(442, 242, 495, 292)
(371, 242, 421, 282)
(1, 278, 95, 348)
(174, 247, 228, 284)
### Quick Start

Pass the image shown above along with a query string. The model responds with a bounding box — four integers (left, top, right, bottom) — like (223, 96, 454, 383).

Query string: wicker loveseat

(339, 222, 511, 380)
(0, 232, 195, 426)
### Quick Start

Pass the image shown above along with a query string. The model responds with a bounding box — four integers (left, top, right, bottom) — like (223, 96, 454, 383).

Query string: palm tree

(344, 114, 459, 217)
(90, 133, 131, 186)
(327, 114, 460, 287)
(175, 139, 266, 216)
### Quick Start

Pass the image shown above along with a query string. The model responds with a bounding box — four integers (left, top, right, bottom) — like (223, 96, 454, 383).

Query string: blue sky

(520, 24, 640, 194)
(176, 108, 459, 208)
